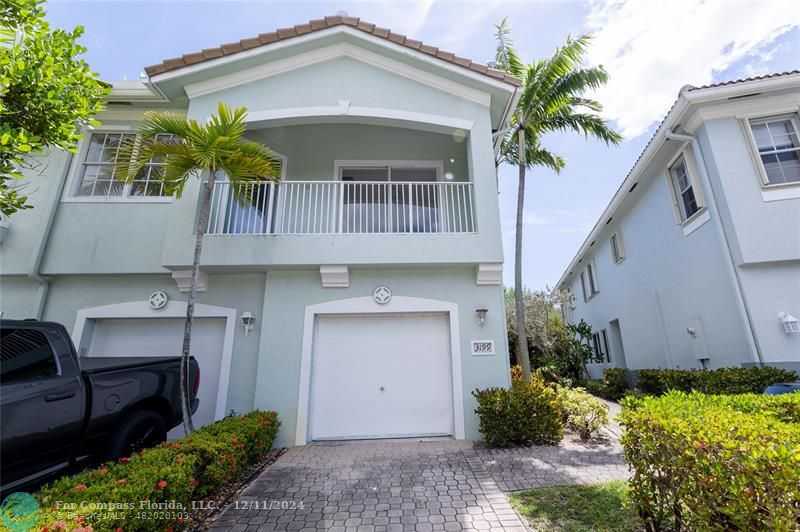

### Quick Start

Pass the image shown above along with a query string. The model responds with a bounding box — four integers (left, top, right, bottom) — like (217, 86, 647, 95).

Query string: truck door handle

(45, 391, 77, 402)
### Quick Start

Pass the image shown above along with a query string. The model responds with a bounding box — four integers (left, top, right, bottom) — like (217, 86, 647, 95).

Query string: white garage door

(310, 314, 453, 440)
(86, 317, 225, 438)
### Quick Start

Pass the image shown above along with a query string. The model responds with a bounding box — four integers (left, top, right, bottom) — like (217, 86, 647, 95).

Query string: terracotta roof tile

(276, 27, 297, 39)
(201, 48, 224, 60)
(309, 18, 327, 31)
(684, 70, 800, 91)
(143, 15, 522, 87)
(240, 37, 261, 50)
(221, 42, 243, 55)
(372, 26, 390, 38)
(294, 23, 313, 35)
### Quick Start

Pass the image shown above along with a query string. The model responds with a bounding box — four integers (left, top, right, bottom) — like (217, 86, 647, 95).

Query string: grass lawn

(509, 480, 644, 532)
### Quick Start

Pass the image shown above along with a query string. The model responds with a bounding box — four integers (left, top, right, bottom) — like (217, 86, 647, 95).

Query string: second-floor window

(580, 260, 599, 301)
(610, 231, 625, 263)
(668, 155, 700, 221)
(76, 132, 175, 198)
(748, 115, 800, 185)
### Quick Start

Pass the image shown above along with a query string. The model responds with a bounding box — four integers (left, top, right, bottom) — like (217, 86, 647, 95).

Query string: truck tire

(108, 411, 167, 460)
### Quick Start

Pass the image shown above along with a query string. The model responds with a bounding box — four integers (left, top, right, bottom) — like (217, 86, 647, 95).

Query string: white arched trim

(295, 295, 465, 445)
(71, 300, 237, 421)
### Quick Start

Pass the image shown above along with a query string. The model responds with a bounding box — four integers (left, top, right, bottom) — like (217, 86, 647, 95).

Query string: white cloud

(584, 0, 800, 138)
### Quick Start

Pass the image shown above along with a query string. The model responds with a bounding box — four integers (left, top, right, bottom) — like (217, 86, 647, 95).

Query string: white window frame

(591, 329, 611, 364)
(665, 149, 706, 225)
(582, 259, 599, 302)
(743, 113, 800, 188)
(610, 230, 625, 264)
(333, 160, 445, 182)
(63, 126, 174, 203)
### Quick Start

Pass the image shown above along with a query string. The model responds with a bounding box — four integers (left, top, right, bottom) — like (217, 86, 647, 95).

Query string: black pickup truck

(0, 320, 199, 493)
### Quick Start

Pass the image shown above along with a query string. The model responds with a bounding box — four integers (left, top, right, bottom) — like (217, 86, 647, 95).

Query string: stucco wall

(568, 151, 751, 376)
(254, 267, 510, 447)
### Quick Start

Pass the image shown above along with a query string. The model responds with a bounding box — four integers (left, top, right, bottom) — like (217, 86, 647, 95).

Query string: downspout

(664, 130, 764, 366)
(29, 151, 73, 319)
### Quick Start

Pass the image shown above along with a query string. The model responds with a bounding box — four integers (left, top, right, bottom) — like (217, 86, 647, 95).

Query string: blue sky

(47, 0, 800, 289)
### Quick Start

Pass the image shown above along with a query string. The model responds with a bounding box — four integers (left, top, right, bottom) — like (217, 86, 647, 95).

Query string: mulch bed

(187, 447, 286, 531)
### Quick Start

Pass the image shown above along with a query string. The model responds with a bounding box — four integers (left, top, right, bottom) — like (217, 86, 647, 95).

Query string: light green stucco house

(0, 16, 521, 447)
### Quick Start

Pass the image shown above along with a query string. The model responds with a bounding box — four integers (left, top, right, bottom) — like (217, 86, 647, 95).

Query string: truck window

(1, 328, 58, 383)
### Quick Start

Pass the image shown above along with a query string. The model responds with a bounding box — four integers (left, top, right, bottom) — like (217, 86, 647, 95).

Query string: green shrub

(36, 410, 280, 531)
(556, 386, 609, 439)
(473, 378, 563, 447)
(620, 391, 800, 531)
(636, 366, 796, 395)
(580, 379, 607, 398)
(601, 368, 628, 399)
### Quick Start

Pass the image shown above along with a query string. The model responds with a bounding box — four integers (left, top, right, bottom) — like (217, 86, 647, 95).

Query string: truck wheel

(108, 411, 167, 459)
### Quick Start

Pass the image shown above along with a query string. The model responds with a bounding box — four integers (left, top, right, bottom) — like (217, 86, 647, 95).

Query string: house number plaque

(470, 340, 495, 356)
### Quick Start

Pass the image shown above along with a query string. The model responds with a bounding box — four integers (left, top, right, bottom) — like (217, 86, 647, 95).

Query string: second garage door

(310, 314, 453, 440)
(86, 317, 225, 438)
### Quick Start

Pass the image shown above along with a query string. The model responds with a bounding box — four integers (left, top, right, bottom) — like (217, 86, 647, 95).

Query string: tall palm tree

(116, 102, 282, 433)
(490, 20, 622, 382)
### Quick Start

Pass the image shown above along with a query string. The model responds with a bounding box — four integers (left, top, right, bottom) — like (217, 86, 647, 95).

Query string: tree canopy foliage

(1, 0, 108, 216)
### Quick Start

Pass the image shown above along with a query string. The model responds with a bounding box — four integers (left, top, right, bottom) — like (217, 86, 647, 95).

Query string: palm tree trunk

(515, 126, 532, 382)
(179, 168, 216, 434)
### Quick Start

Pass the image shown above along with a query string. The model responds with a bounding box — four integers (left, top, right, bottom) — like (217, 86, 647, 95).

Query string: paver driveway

(210, 440, 528, 531)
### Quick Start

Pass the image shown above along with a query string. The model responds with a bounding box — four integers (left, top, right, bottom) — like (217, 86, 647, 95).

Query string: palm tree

(490, 20, 622, 382)
(116, 102, 282, 433)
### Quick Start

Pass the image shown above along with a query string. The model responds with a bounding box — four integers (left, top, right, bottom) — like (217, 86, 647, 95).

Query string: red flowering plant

(36, 411, 280, 531)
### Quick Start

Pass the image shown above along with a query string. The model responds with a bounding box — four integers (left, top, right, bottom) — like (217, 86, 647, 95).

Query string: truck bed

(79, 356, 182, 373)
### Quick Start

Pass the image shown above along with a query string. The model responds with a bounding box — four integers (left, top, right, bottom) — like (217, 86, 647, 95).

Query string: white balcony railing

(206, 181, 476, 235)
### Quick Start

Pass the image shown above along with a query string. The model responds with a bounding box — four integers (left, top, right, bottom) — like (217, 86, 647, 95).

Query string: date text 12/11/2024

(230, 500, 306, 511)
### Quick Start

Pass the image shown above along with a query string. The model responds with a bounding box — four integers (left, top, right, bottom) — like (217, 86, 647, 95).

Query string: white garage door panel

(310, 314, 453, 440)
(87, 318, 225, 438)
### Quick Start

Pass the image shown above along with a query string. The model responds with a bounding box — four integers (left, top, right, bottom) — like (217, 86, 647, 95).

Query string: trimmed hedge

(620, 391, 800, 531)
(36, 410, 280, 532)
(473, 377, 563, 447)
(637, 366, 796, 395)
(600, 368, 628, 399)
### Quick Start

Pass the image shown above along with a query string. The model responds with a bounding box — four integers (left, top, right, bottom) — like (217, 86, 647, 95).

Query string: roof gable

(144, 15, 521, 87)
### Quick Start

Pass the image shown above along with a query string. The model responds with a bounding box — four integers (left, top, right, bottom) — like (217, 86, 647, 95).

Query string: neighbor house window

(748, 115, 800, 185)
(581, 260, 599, 301)
(610, 231, 625, 263)
(76, 132, 175, 198)
(591, 330, 611, 363)
(669, 155, 700, 221)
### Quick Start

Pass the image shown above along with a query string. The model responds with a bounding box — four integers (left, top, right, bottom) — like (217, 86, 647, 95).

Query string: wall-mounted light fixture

(240, 311, 256, 336)
(475, 308, 488, 327)
(778, 311, 799, 334)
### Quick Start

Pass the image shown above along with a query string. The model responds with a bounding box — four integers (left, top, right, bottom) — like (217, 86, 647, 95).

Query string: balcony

(207, 180, 476, 235)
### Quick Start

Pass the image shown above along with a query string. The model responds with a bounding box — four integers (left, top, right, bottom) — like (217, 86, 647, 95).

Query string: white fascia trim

(71, 300, 237, 421)
(152, 26, 516, 93)
(183, 41, 491, 108)
(244, 106, 474, 133)
(107, 82, 170, 103)
(294, 295, 465, 445)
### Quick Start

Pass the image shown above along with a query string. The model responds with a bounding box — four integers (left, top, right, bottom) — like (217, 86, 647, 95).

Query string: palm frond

(487, 18, 524, 78)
